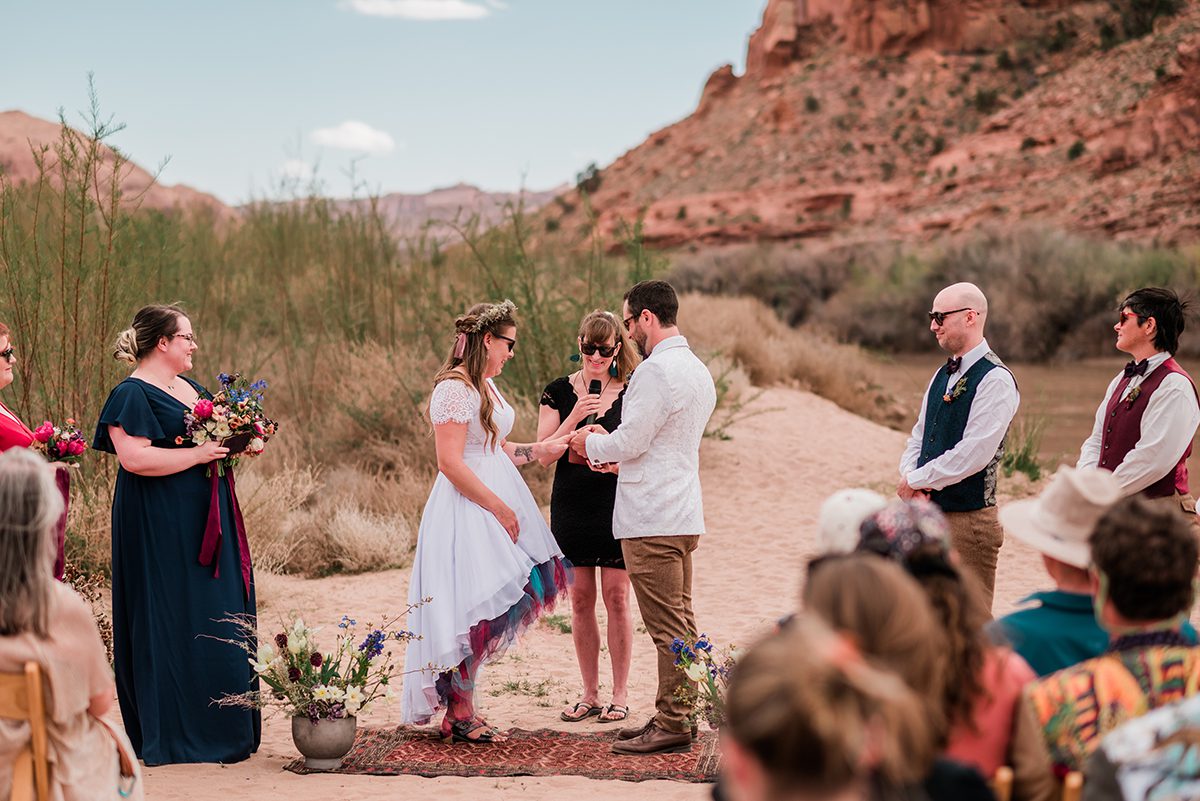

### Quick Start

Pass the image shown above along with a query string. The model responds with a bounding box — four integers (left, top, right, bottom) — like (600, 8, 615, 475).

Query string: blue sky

(2, 1, 764, 205)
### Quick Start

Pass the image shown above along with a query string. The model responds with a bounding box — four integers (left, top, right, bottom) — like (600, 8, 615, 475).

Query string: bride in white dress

(402, 300, 572, 743)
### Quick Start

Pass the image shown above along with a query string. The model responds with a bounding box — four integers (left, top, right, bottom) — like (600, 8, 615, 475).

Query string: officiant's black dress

(540, 376, 626, 569)
(94, 376, 260, 765)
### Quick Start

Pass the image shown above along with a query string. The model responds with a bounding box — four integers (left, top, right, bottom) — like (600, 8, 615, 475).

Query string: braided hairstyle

(432, 301, 517, 447)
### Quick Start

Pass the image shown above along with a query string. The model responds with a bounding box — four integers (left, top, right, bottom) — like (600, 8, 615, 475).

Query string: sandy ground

(142, 386, 1048, 800)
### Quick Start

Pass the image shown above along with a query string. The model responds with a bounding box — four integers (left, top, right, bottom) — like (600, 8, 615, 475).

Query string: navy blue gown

(93, 376, 260, 765)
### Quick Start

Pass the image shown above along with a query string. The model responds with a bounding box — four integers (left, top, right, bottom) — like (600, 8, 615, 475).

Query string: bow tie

(946, 356, 963, 376)
(1124, 360, 1149, 378)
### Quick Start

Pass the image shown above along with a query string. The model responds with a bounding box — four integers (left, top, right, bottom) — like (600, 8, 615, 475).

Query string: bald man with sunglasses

(898, 282, 1020, 611)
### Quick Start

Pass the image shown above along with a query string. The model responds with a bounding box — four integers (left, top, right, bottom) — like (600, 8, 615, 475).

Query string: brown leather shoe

(611, 723, 692, 755)
(617, 718, 699, 741)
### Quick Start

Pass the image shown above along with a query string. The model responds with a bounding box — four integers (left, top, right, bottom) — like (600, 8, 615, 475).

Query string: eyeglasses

(927, 308, 972, 326)
(580, 342, 617, 358)
(1118, 311, 1145, 327)
(172, 333, 198, 344)
(622, 315, 635, 331)
(494, 333, 516, 353)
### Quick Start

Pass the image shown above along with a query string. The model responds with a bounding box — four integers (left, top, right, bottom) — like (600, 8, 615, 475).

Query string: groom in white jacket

(570, 280, 716, 755)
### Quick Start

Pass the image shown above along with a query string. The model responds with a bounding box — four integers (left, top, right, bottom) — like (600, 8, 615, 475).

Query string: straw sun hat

(997, 466, 1123, 569)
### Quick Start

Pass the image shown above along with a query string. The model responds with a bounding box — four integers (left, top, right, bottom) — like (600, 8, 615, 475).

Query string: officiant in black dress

(538, 310, 640, 724)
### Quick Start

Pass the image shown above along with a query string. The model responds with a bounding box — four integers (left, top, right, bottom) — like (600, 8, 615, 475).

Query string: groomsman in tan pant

(898, 282, 1020, 612)
(570, 280, 716, 756)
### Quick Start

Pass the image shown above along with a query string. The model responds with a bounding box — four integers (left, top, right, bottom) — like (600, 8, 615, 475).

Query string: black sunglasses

(0, 347, 12, 362)
(927, 308, 972, 326)
(580, 342, 616, 358)
(493, 333, 516, 353)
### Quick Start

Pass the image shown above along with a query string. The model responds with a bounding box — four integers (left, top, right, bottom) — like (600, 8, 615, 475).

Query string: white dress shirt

(585, 335, 716, 539)
(899, 338, 1021, 491)
(1077, 351, 1200, 495)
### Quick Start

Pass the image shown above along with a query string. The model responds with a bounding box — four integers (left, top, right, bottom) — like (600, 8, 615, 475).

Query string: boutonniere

(1122, 385, 1142, 407)
(943, 377, 969, 404)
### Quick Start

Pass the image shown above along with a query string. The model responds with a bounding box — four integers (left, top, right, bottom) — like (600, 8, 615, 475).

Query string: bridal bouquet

(671, 634, 738, 729)
(181, 372, 277, 474)
(218, 610, 425, 722)
(30, 418, 88, 465)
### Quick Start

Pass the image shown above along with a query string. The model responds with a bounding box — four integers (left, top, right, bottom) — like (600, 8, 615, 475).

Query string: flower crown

(465, 299, 517, 333)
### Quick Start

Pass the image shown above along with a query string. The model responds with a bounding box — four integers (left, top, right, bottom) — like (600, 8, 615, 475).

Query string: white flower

(249, 643, 278, 673)
(326, 685, 346, 703)
(344, 685, 365, 714)
(249, 437, 265, 453)
(212, 422, 233, 440)
(191, 432, 209, 446)
(312, 685, 332, 701)
(684, 662, 707, 683)
(287, 635, 306, 655)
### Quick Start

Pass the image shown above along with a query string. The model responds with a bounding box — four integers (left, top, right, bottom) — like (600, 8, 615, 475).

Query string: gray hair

(0, 448, 62, 637)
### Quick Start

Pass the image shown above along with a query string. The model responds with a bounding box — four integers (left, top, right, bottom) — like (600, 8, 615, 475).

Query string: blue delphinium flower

(359, 630, 386, 659)
(217, 372, 233, 387)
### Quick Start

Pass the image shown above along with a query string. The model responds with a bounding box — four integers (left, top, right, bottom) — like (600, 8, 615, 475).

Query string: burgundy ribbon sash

(198, 467, 253, 600)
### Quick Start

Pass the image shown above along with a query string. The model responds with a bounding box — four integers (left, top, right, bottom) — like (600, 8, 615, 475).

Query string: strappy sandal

(560, 701, 603, 722)
(597, 703, 629, 722)
(441, 718, 507, 744)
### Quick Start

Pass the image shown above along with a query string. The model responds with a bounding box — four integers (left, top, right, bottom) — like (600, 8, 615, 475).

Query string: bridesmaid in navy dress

(93, 305, 259, 765)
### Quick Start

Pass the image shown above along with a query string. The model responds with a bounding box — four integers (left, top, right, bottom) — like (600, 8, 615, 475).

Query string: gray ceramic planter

(291, 715, 357, 770)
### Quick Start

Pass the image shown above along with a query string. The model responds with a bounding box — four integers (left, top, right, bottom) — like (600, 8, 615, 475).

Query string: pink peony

(193, 399, 214, 419)
(66, 439, 87, 457)
(32, 422, 54, 443)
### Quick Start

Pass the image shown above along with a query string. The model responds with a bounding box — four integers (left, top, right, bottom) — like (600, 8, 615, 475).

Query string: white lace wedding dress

(401, 377, 568, 725)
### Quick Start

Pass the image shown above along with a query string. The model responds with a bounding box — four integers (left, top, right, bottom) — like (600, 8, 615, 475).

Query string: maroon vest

(1099, 357, 1198, 498)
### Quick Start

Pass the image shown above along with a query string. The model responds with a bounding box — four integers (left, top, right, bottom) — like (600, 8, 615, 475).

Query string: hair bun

(455, 315, 478, 335)
(113, 328, 138, 364)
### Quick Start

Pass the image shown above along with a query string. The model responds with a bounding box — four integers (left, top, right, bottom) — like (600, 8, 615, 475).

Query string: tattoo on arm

(515, 445, 533, 463)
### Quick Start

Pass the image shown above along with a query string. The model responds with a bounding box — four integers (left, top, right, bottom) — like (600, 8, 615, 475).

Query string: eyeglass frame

(622, 314, 636, 331)
(493, 333, 516, 353)
(580, 342, 617, 358)
(172, 333, 198, 344)
(1118, 310, 1148, 327)
(927, 307, 973, 326)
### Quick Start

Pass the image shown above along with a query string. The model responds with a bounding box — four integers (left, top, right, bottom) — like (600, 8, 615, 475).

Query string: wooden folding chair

(990, 765, 1014, 801)
(0, 662, 50, 801)
(1061, 770, 1083, 801)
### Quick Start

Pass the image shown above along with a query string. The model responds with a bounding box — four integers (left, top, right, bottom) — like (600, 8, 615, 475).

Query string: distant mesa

(0, 109, 233, 220)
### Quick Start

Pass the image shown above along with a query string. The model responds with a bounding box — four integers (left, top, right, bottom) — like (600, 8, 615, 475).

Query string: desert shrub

(1068, 140, 1086, 160)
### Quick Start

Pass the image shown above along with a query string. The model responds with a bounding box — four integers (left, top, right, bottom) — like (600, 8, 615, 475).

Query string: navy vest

(918, 353, 1010, 513)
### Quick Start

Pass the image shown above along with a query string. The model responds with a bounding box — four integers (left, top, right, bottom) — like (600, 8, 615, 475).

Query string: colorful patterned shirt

(1025, 645, 1200, 771)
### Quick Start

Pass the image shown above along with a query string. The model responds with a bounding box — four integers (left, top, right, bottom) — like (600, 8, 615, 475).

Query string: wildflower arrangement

(30, 418, 88, 465)
(671, 633, 738, 729)
(181, 372, 277, 475)
(943, 376, 969, 404)
(218, 608, 425, 723)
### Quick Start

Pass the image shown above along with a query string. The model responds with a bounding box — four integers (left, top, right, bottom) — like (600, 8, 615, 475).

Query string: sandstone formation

(544, 0, 1200, 249)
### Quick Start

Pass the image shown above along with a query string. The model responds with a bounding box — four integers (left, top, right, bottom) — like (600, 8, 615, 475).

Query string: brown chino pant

(621, 535, 700, 735)
(945, 506, 1004, 614)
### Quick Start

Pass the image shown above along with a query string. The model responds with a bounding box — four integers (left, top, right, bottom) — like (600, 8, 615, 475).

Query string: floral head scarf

(857, 499, 957, 579)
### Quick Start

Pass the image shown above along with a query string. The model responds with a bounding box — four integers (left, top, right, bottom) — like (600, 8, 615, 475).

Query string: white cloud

(310, 121, 397, 153)
(339, 0, 504, 20)
(280, 159, 315, 182)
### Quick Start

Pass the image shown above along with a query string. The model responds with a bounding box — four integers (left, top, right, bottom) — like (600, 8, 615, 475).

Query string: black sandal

(441, 719, 507, 744)
(560, 701, 603, 722)
(597, 703, 629, 722)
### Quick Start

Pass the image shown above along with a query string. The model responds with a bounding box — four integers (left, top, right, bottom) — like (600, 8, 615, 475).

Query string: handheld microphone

(585, 380, 603, 426)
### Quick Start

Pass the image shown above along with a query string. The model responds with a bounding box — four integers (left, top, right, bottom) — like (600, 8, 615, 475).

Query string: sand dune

(144, 386, 1047, 800)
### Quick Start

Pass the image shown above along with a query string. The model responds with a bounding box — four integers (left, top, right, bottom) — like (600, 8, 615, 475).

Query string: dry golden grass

(681, 293, 905, 429)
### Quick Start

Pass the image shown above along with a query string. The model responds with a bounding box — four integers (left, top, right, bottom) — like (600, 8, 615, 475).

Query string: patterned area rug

(284, 725, 720, 782)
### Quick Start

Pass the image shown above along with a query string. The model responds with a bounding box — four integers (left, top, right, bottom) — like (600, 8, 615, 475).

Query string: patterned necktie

(1123, 360, 1149, 378)
(946, 356, 963, 376)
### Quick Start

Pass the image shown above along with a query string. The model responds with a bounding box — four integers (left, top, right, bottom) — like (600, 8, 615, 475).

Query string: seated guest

(0, 449, 141, 801)
(1082, 693, 1200, 801)
(808, 553, 1054, 801)
(815, 488, 887, 555)
(722, 613, 969, 801)
(1025, 495, 1200, 772)
(857, 500, 1056, 801)
(996, 467, 1197, 677)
